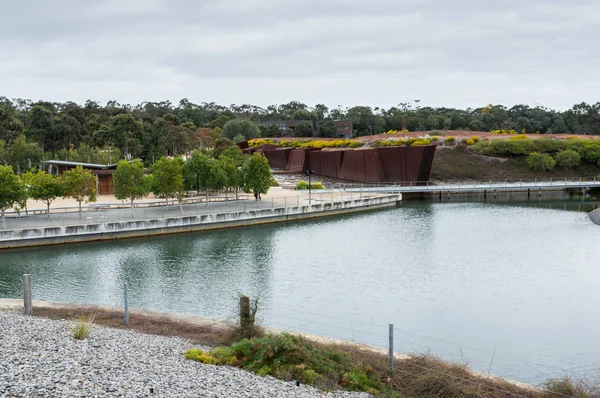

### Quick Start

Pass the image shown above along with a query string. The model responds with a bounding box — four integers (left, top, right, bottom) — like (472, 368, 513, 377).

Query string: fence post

(23, 274, 32, 316)
(389, 323, 394, 371)
(124, 284, 129, 326)
(240, 295, 250, 336)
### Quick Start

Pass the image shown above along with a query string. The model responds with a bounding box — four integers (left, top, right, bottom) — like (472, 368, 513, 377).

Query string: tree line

(1, 96, 600, 172)
(0, 146, 273, 226)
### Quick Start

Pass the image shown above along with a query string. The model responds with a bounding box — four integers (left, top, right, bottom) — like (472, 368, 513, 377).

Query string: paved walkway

(1, 188, 378, 231)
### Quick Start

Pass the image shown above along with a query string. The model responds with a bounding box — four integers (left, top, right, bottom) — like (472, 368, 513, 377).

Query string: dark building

(43, 160, 119, 196)
(335, 119, 353, 138)
(257, 119, 353, 138)
(257, 120, 313, 135)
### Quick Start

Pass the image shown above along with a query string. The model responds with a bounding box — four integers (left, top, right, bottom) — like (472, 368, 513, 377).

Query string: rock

(0, 311, 370, 398)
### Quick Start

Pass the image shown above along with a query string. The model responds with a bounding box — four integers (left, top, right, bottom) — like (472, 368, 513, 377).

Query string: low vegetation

(431, 145, 600, 181)
(184, 333, 548, 397)
(70, 315, 94, 340)
(296, 180, 326, 190)
(248, 138, 365, 149)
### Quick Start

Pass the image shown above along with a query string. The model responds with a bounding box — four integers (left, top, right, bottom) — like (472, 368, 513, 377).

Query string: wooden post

(23, 274, 32, 315)
(240, 295, 250, 337)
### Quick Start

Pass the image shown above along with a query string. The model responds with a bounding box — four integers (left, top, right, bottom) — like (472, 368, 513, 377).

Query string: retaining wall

(0, 196, 399, 250)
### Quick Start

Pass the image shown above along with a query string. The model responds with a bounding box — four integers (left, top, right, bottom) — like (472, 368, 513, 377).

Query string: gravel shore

(589, 208, 600, 226)
(0, 311, 370, 398)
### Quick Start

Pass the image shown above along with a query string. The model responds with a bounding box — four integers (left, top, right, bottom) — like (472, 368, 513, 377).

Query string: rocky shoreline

(589, 208, 600, 226)
(0, 311, 368, 397)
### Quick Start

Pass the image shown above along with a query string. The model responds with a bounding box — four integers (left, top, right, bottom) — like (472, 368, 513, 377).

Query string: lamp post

(306, 169, 314, 204)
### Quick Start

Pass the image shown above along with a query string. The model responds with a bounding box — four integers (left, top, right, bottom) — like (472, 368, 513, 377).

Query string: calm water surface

(1, 196, 600, 384)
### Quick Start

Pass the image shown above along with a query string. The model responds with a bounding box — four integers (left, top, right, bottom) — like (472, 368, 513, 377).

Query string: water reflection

(2, 196, 600, 384)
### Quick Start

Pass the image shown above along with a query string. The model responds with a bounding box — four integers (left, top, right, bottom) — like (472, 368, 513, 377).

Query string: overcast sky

(1, 0, 598, 110)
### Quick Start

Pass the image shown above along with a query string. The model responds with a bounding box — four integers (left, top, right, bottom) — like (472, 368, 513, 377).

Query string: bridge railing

(326, 176, 600, 191)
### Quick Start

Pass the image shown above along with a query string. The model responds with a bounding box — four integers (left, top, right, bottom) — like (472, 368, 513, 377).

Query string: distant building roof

(43, 160, 120, 169)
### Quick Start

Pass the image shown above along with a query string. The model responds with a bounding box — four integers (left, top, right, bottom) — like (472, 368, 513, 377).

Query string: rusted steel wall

(237, 140, 250, 150)
(418, 145, 436, 183)
(264, 148, 291, 169)
(377, 145, 436, 184)
(308, 151, 343, 179)
(261, 144, 436, 183)
(287, 148, 307, 172)
(261, 144, 277, 151)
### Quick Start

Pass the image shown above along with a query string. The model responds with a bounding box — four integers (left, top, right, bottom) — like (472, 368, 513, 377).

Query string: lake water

(1, 193, 600, 384)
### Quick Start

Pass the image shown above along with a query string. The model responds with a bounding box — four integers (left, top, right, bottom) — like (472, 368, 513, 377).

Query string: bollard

(23, 274, 32, 315)
(389, 324, 394, 371)
(124, 284, 129, 326)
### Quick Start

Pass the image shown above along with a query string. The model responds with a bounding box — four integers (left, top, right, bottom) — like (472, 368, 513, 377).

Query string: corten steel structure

(242, 144, 437, 184)
(43, 160, 119, 195)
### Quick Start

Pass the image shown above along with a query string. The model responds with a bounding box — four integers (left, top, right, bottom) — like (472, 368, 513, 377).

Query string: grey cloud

(1, 0, 599, 109)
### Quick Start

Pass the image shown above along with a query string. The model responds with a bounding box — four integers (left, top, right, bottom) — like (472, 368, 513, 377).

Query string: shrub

(491, 129, 519, 135)
(296, 180, 309, 190)
(71, 315, 94, 340)
(445, 136, 455, 143)
(412, 138, 431, 146)
(526, 152, 556, 172)
(185, 348, 217, 364)
(430, 136, 439, 141)
(465, 139, 476, 145)
(348, 141, 364, 148)
(296, 180, 325, 190)
(508, 135, 529, 140)
(185, 333, 385, 394)
(471, 136, 481, 143)
(554, 149, 582, 170)
(470, 138, 566, 157)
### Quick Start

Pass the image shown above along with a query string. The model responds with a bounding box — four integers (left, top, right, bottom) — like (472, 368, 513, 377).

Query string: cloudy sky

(1, 0, 598, 110)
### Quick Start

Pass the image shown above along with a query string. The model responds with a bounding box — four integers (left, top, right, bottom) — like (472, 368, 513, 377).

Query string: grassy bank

(431, 146, 600, 182)
(26, 304, 597, 398)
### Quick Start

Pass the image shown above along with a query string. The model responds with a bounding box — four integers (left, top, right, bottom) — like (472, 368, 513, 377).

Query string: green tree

(554, 150, 581, 170)
(7, 134, 44, 173)
(292, 123, 314, 137)
(213, 137, 236, 159)
(526, 152, 556, 172)
(219, 147, 245, 199)
(151, 157, 184, 210)
(60, 166, 98, 214)
(23, 171, 64, 217)
(320, 120, 338, 138)
(242, 153, 273, 196)
(0, 165, 27, 227)
(112, 159, 149, 217)
(222, 119, 260, 141)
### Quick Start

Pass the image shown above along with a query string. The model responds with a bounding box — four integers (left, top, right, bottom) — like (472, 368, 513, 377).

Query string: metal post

(23, 274, 32, 316)
(124, 284, 129, 326)
(272, 197, 274, 209)
(308, 171, 312, 204)
(389, 323, 394, 371)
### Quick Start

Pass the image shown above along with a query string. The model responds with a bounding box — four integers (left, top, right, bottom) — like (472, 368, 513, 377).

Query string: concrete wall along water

(0, 195, 399, 249)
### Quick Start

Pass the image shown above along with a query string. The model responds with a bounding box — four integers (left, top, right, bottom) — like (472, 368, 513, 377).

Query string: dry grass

(332, 343, 537, 398)
(33, 306, 227, 346)
(70, 314, 94, 340)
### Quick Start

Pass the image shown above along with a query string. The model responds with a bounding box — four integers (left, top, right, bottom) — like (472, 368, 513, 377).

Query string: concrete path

(2, 188, 374, 231)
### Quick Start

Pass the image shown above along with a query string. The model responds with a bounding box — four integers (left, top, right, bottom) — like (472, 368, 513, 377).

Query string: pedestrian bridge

(333, 178, 600, 194)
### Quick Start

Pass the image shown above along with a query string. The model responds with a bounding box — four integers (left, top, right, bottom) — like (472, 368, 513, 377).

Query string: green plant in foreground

(71, 315, 94, 340)
(185, 333, 386, 394)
